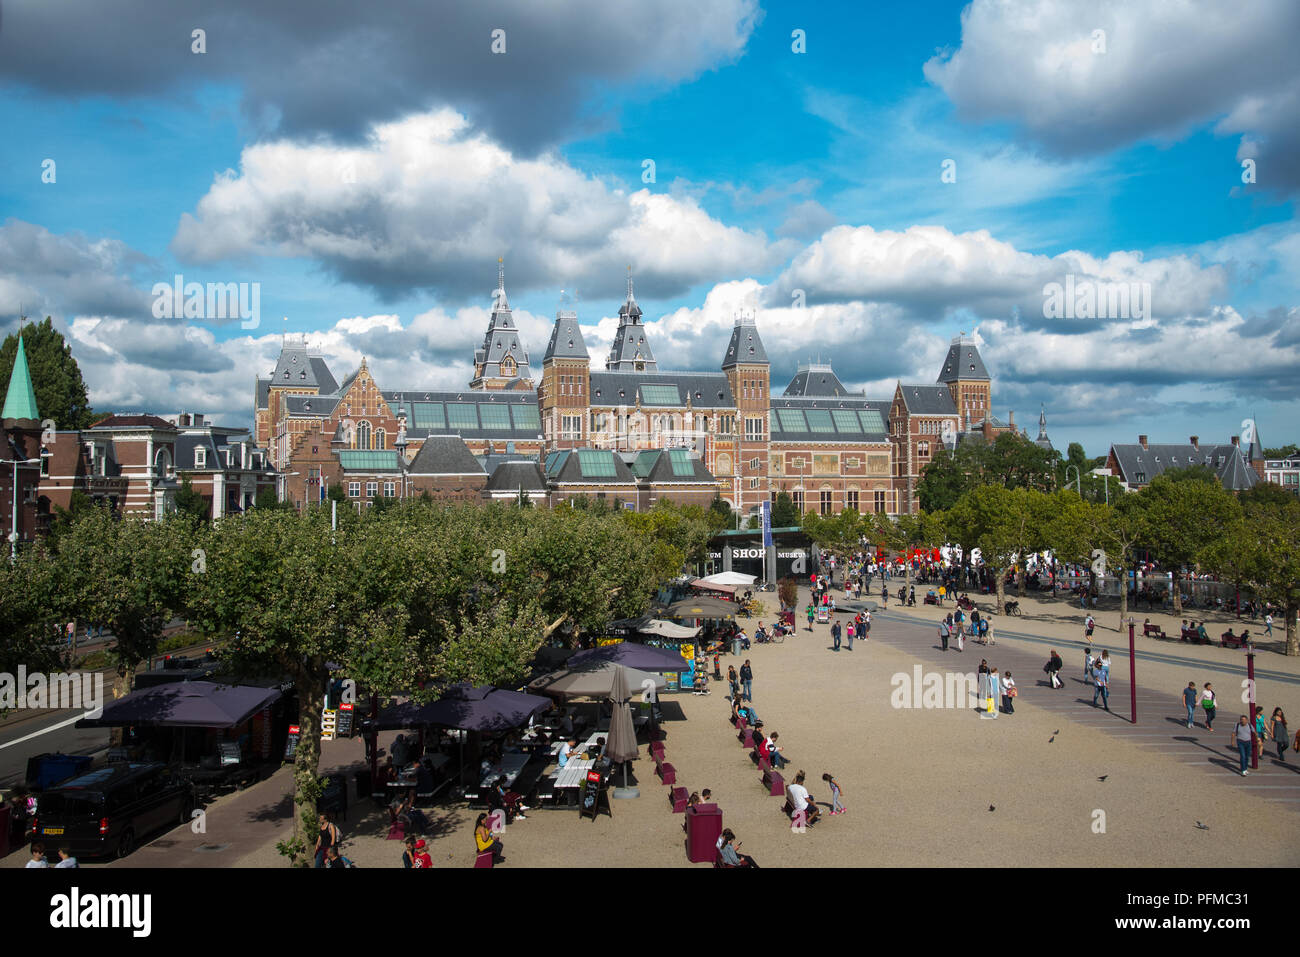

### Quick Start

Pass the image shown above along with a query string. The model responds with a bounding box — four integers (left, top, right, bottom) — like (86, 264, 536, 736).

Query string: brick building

(257, 263, 1022, 516)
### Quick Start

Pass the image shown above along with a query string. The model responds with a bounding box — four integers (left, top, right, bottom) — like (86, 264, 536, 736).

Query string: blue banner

(761, 500, 773, 548)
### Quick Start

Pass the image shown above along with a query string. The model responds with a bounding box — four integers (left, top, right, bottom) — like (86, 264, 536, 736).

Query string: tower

(721, 312, 770, 518)
(471, 258, 534, 390)
(938, 333, 991, 431)
(541, 302, 591, 450)
(605, 271, 658, 372)
(2, 332, 44, 552)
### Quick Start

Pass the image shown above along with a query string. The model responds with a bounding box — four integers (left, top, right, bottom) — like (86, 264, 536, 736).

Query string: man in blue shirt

(1092, 651, 1111, 711)
(557, 738, 575, 767)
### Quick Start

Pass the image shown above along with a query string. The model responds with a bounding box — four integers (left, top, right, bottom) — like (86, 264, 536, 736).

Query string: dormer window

(195, 447, 206, 469)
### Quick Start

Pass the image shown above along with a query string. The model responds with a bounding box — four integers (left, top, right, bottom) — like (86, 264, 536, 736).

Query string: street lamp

(1064, 464, 1082, 497)
(4, 449, 51, 562)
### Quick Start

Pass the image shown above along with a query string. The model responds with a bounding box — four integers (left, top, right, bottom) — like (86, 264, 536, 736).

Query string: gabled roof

(587, 371, 734, 409)
(769, 397, 891, 444)
(937, 338, 990, 383)
(606, 276, 658, 372)
(631, 449, 718, 484)
(543, 310, 589, 361)
(270, 343, 338, 393)
(406, 435, 486, 476)
(720, 318, 768, 368)
(1109, 442, 1260, 491)
(472, 261, 533, 384)
(783, 362, 849, 397)
(485, 460, 548, 492)
(897, 384, 958, 416)
(544, 448, 637, 485)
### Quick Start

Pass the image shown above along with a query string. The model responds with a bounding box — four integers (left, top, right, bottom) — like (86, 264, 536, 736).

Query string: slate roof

(720, 318, 768, 368)
(406, 436, 487, 475)
(89, 414, 178, 431)
(1109, 442, 1260, 491)
(485, 460, 548, 492)
(473, 266, 533, 384)
(783, 363, 850, 397)
(937, 339, 990, 383)
(380, 390, 542, 441)
(283, 394, 338, 416)
(270, 345, 339, 393)
(769, 396, 891, 444)
(631, 449, 718, 484)
(588, 371, 734, 409)
(544, 448, 637, 485)
(543, 310, 589, 361)
(606, 279, 658, 372)
(897, 384, 958, 416)
(255, 378, 270, 410)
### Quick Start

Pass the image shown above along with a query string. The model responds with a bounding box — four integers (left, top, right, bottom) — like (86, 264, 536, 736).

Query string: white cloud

(171, 110, 780, 302)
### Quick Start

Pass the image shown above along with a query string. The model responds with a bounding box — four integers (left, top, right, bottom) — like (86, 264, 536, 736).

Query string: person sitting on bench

(787, 771, 820, 827)
(1198, 623, 1211, 644)
(493, 776, 529, 822)
(719, 829, 758, 867)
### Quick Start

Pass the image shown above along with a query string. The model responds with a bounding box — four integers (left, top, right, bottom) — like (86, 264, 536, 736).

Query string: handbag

(1008, 687, 1018, 698)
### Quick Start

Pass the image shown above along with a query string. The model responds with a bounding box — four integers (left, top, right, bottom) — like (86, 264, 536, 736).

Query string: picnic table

(480, 752, 531, 789)
(551, 758, 595, 791)
(550, 731, 605, 757)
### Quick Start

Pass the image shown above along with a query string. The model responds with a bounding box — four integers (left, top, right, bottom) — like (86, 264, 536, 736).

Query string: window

(478, 404, 512, 430)
(745, 417, 765, 441)
(846, 489, 859, 512)
(384, 481, 395, 497)
(195, 447, 206, 469)
(874, 491, 886, 514)
(750, 478, 760, 489)
(40, 451, 50, 477)
(820, 489, 832, 515)
(562, 415, 582, 439)
(366, 481, 378, 498)
(356, 421, 371, 450)
(348, 482, 360, 498)
(792, 490, 804, 511)
(845, 457, 860, 468)
(918, 441, 930, 461)
(375, 429, 386, 450)
(749, 457, 761, 470)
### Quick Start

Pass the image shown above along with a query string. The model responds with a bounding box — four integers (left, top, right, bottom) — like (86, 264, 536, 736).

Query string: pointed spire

(493, 256, 510, 312)
(2, 333, 41, 425)
(1038, 404, 1047, 439)
(627, 265, 634, 302)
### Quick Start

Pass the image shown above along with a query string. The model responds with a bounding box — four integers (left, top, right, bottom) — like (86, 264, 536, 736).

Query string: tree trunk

(1288, 603, 1298, 658)
(1172, 575, 1183, 615)
(994, 567, 1006, 617)
(290, 659, 326, 868)
(1018, 563, 1027, 598)
(1117, 564, 1128, 634)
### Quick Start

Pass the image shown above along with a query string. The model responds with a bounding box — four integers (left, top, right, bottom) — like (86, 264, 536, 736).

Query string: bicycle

(1003, 600, 1022, 616)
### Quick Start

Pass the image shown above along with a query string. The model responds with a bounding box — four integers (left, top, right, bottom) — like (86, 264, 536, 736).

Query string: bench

(761, 768, 784, 797)
(655, 757, 676, 786)
(669, 786, 689, 813)
(1221, 631, 1250, 649)
(738, 727, 755, 748)
(535, 777, 557, 806)
(650, 741, 666, 760)
(474, 850, 494, 868)
(1142, 622, 1166, 640)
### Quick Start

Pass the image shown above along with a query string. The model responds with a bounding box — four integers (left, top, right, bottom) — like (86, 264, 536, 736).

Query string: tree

(1263, 445, 1297, 458)
(708, 495, 733, 532)
(1137, 475, 1242, 613)
(0, 317, 96, 429)
(172, 475, 210, 524)
(944, 486, 1039, 615)
(1238, 482, 1295, 507)
(873, 511, 945, 590)
(1203, 499, 1300, 656)
(766, 491, 797, 529)
(0, 542, 65, 681)
(254, 486, 285, 510)
(48, 488, 99, 538)
(326, 483, 347, 504)
(917, 449, 966, 512)
(1158, 464, 1220, 485)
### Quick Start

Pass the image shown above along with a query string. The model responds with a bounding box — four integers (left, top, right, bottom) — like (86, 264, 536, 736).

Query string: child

(822, 773, 845, 815)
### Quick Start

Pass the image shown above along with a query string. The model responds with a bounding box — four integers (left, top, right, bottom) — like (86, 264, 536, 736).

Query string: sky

(1, 0, 1297, 457)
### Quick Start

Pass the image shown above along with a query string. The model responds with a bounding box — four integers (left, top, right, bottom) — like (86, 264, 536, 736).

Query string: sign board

(579, 769, 610, 820)
(335, 702, 354, 738)
(761, 500, 772, 549)
(284, 725, 301, 761)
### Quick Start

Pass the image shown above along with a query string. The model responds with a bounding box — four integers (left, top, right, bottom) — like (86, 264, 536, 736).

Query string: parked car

(30, 763, 196, 859)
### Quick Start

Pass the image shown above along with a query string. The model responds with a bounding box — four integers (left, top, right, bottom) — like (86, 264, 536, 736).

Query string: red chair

(474, 850, 494, 868)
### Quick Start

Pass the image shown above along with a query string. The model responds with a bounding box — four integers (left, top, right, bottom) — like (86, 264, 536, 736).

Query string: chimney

(178, 412, 191, 427)
(194, 413, 204, 427)
(1189, 435, 1198, 450)
(1008, 409, 1015, 428)
(1231, 435, 1239, 447)
(1138, 434, 1148, 450)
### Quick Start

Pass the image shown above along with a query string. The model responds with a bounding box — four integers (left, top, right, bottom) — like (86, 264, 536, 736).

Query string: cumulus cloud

(171, 110, 780, 302)
(0, 0, 759, 153)
(924, 0, 1300, 194)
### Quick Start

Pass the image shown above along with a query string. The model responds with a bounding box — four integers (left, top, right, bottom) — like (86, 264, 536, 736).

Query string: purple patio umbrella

(568, 643, 689, 673)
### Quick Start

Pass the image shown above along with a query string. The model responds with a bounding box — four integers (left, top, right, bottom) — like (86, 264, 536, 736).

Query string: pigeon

(1048, 736, 1055, 744)
(1195, 822, 1209, 830)
(1054, 730, 1060, 735)
(988, 805, 995, 812)
(1098, 775, 1108, 782)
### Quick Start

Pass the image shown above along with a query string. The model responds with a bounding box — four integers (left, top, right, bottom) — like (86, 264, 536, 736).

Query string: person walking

(740, 660, 753, 702)
(1200, 682, 1217, 730)
(1001, 671, 1017, 715)
(1270, 708, 1289, 763)
(806, 604, 815, 631)
(987, 667, 1001, 718)
(831, 620, 842, 651)
(822, 773, 846, 815)
(1232, 715, 1253, 776)
(861, 610, 871, 642)
(938, 617, 950, 652)
(1092, 651, 1111, 711)
(1083, 646, 1095, 685)
(881, 582, 889, 608)
(1265, 613, 1273, 638)
(845, 620, 854, 651)
(1044, 649, 1063, 688)
(954, 614, 965, 652)
(1181, 681, 1198, 728)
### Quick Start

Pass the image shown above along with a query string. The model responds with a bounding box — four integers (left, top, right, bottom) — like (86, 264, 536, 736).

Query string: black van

(31, 763, 196, 859)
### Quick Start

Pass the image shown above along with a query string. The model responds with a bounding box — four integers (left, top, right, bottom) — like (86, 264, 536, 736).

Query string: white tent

(699, 571, 757, 586)
(638, 619, 702, 639)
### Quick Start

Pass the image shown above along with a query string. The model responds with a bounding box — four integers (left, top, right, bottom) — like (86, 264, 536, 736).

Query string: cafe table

(480, 752, 531, 789)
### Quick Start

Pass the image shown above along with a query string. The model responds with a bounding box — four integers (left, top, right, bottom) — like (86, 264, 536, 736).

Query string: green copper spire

(2, 334, 40, 423)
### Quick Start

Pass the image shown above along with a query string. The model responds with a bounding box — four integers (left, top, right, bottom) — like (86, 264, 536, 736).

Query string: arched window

(374, 428, 386, 450)
(356, 421, 372, 450)
(501, 356, 516, 376)
(918, 441, 930, 461)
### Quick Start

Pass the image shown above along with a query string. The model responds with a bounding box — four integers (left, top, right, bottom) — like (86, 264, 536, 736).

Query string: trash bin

(731, 637, 742, 657)
(684, 803, 723, 863)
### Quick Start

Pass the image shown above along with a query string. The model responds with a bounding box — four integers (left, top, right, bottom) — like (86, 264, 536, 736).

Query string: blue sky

(1, 0, 1297, 456)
